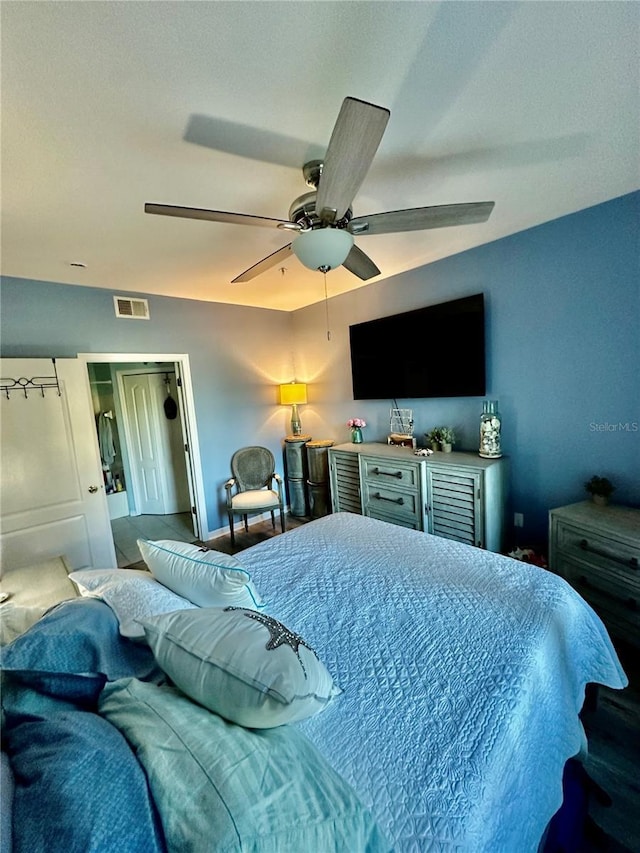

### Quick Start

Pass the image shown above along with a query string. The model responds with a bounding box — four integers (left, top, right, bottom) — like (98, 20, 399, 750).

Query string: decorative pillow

(0, 598, 161, 705)
(68, 568, 196, 639)
(100, 678, 389, 852)
(137, 539, 264, 609)
(141, 607, 341, 728)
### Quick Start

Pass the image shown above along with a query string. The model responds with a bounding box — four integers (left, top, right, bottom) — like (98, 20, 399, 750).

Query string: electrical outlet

(514, 512, 524, 528)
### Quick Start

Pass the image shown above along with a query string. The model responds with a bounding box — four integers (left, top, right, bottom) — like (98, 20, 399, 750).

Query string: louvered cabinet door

(328, 449, 362, 514)
(426, 466, 482, 547)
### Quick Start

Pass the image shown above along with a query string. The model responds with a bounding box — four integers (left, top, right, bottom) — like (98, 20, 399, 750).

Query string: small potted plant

(425, 428, 442, 452)
(584, 475, 615, 506)
(438, 427, 456, 453)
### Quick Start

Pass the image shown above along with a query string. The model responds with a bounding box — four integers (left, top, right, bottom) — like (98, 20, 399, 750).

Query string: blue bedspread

(237, 513, 627, 852)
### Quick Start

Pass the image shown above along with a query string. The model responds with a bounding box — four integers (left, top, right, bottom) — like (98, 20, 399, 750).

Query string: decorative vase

(441, 443, 452, 453)
(351, 427, 363, 444)
(592, 494, 609, 506)
(479, 400, 502, 458)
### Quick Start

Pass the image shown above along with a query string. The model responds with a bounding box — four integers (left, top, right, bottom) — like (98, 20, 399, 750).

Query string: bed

(0, 512, 627, 852)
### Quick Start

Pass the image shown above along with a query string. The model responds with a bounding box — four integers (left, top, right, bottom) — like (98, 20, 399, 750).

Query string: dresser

(328, 443, 507, 552)
(549, 501, 640, 647)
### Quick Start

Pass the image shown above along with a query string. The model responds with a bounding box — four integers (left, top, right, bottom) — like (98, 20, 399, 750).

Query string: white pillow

(68, 569, 196, 639)
(141, 607, 341, 729)
(137, 539, 264, 610)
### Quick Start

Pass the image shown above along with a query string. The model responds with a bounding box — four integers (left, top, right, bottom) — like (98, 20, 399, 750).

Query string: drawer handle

(577, 575, 637, 611)
(371, 467, 403, 479)
(373, 492, 404, 506)
(579, 538, 639, 571)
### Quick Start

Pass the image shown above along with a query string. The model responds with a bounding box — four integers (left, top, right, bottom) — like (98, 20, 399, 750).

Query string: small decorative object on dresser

(346, 417, 366, 444)
(584, 474, 616, 506)
(549, 501, 640, 647)
(425, 426, 456, 452)
(438, 426, 456, 453)
(425, 427, 442, 451)
(479, 400, 502, 458)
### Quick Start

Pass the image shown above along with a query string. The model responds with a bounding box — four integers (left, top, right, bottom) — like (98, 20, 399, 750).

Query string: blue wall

(291, 191, 639, 546)
(0, 280, 295, 536)
(2, 191, 638, 547)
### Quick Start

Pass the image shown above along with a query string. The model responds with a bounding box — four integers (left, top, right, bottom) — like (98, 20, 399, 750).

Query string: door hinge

(176, 376, 182, 387)
(192, 505, 197, 516)
(184, 443, 190, 453)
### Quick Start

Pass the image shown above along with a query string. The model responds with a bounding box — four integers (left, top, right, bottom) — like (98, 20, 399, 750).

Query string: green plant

(425, 427, 443, 445)
(584, 475, 615, 497)
(426, 426, 456, 446)
(439, 426, 456, 445)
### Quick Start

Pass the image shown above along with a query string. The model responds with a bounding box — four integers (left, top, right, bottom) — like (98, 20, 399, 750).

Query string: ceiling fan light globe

(292, 228, 354, 272)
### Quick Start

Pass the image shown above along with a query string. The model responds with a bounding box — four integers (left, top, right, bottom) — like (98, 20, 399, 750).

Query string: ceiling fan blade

(231, 244, 294, 283)
(145, 203, 300, 231)
(342, 244, 381, 281)
(348, 201, 495, 236)
(315, 97, 390, 224)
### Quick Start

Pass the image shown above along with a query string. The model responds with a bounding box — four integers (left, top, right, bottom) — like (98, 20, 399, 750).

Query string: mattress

(238, 512, 627, 852)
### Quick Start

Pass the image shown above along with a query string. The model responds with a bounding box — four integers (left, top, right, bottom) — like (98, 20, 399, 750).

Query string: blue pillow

(3, 709, 166, 853)
(0, 598, 162, 705)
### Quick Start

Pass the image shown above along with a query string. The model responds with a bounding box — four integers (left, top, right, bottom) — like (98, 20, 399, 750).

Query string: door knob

(88, 485, 99, 493)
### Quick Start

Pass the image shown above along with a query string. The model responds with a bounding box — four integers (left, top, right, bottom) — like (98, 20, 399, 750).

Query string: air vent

(113, 296, 150, 320)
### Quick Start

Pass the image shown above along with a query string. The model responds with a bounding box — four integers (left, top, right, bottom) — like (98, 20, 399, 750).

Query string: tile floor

(111, 512, 197, 567)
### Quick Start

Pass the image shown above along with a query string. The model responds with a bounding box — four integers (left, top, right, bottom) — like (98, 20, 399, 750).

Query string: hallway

(111, 512, 196, 567)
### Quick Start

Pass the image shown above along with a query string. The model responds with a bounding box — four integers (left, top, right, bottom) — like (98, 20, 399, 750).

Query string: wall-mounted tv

(349, 293, 486, 400)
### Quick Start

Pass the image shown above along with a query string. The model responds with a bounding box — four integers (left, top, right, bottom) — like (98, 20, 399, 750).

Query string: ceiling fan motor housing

(289, 190, 352, 233)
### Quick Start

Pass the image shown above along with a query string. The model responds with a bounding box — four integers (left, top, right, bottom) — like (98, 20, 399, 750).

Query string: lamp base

(290, 403, 302, 436)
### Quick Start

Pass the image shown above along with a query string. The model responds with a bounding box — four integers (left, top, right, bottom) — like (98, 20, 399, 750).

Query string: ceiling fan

(145, 97, 495, 284)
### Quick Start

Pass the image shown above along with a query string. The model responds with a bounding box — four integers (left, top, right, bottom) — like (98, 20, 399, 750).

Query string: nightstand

(549, 501, 640, 647)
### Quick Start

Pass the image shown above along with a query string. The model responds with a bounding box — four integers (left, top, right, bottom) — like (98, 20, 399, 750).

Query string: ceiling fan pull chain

(324, 272, 331, 341)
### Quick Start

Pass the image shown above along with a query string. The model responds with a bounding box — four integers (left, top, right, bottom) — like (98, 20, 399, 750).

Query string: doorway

(80, 352, 207, 568)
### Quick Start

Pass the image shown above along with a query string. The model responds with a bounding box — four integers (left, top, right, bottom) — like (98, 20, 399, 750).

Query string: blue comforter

(238, 513, 628, 851)
(0, 514, 628, 852)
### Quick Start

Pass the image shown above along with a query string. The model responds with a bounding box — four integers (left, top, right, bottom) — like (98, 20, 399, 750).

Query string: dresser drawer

(558, 555, 640, 642)
(361, 480, 421, 525)
(360, 456, 420, 490)
(554, 520, 640, 581)
(366, 505, 423, 530)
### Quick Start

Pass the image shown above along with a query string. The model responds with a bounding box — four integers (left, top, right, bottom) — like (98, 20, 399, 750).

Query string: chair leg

(243, 514, 249, 533)
(228, 513, 235, 547)
(280, 508, 286, 534)
(270, 510, 276, 530)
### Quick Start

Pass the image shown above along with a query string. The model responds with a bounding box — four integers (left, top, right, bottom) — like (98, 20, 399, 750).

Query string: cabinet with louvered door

(328, 448, 362, 514)
(328, 443, 507, 551)
(426, 466, 482, 547)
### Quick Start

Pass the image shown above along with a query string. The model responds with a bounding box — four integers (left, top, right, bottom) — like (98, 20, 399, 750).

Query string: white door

(0, 358, 117, 571)
(120, 372, 190, 516)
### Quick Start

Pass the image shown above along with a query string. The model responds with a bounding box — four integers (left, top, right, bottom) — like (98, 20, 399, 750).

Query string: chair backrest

(230, 446, 276, 492)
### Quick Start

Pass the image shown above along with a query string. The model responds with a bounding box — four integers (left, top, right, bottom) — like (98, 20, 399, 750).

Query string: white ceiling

(2, 1, 638, 312)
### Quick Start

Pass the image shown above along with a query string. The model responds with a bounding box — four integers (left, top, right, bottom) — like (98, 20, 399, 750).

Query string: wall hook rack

(0, 357, 61, 399)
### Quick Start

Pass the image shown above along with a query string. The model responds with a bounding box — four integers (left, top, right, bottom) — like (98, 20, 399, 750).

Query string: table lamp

(279, 382, 308, 436)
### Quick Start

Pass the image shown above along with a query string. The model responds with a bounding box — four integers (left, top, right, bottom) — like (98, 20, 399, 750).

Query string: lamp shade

(292, 228, 354, 272)
(279, 382, 307, 406)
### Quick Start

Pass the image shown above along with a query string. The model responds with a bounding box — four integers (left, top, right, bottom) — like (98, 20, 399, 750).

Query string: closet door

(119, 372, 190, 515)
(0, 358, 116, 570)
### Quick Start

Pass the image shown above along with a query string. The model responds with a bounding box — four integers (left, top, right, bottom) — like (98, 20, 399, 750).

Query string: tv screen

(349, 293, 486, 400)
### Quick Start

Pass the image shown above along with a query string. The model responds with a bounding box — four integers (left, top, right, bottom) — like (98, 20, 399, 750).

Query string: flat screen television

(349, 293, 486, 400)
